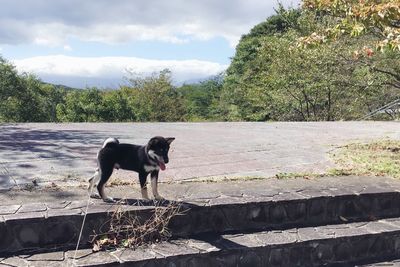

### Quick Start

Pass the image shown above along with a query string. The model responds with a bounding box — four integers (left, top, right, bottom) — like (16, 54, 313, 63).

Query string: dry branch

(90, 200, 186, 251)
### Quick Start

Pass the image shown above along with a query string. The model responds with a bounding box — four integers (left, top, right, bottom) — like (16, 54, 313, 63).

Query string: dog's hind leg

(97, 167, 114, 202)
(88, 168, 101, 199)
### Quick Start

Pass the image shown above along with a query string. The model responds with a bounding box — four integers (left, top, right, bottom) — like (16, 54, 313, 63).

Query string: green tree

(222, 8, 399, 121)
(0, 56, 63, 122)
(39, 83, 66, 122)
(301, 0, 400, 51)
(57, 88, 103, 122)
(0, 56, 25, 121)
(178, 74, 224, 121)
(127, 69, 185, 122)
(100, 90, 136, 121)
(222, 6, 303, 121)
(225, 5, 301, 92)
(301, 0, 400, 119)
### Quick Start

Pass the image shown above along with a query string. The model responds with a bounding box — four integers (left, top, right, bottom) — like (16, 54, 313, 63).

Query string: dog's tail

(102, 137, 119, 148)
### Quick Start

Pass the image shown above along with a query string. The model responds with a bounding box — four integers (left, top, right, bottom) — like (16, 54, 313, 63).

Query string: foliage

(225, 6, 302, 95)
(178, 74, 224, 121)
(301, 0, 400, 51)
(0, 4, 398, 123)
(222, 7, 399, 121)
(0, 57, 64, 122)
(0, 56, 222, 122)
(126, 69, 185, 122)
(57, 88, 103, 122)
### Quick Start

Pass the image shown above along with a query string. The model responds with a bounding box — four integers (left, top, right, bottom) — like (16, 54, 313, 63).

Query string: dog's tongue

(159, 162, 166, 171)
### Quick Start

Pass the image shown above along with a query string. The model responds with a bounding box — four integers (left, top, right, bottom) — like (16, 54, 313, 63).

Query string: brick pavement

(0, 122, 399, 190)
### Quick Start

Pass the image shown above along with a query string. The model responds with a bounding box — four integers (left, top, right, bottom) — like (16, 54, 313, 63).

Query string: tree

(0, 56, 61, 122)
(178, 74, 224, 121)
(225, 6, 302, 93)
(100, 90, 135, 122)
(38, 83, 66, 122)
(301, 0, 400, 51)
(263, 34, 395, 120)
(57, 88, 103, 122)
(127, 69, 185, 122)
(221, 6, 303, 121)
(221, 8, 399, 121)
(301, 0, 399, 119)
(0, 56, 24, 121)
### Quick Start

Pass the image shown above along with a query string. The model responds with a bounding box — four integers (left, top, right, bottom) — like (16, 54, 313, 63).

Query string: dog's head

(147, 136, 175, 171)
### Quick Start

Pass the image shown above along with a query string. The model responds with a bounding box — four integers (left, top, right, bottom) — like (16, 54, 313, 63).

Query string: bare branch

(90, 200, 187, 251)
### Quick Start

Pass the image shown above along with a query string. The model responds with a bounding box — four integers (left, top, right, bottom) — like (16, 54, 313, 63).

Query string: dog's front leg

(151, 170, 163, 200)
(139, 172, 150, 200)
(88, 168, 101, 199)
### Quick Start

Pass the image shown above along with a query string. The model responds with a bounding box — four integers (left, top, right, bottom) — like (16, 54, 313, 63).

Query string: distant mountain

(41, 81, 78, 91)
(39, 75, 218, 89)
(180, 77, 210, 85)
(39, 75, 125, 89)
(181, 74, 223, 85)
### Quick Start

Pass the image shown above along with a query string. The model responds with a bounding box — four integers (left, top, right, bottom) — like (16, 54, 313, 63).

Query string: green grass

(141, 139, 400, 184)
(329, 139, 400, 179)
(274, 172, 323, 179)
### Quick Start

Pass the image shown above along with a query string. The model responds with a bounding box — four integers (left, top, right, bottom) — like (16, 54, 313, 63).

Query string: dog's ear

(148, 137, 159, 146)
(166, 137, 175, 145)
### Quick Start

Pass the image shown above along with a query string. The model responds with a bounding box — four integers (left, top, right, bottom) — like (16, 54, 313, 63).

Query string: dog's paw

(90, 193, 101, 199)
(103, 197, 115, 203)
(154, 195, 164, 201)
(141, 189, 150, 200)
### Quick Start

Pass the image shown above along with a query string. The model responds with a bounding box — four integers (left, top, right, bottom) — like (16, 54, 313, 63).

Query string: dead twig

(90, 200, 187, 251)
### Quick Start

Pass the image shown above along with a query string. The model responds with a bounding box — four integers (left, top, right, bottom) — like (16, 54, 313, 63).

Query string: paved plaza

(0, 122, 399, 190)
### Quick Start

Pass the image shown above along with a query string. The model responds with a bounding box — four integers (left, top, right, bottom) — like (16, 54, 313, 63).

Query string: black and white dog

(88, 136, 175, 202)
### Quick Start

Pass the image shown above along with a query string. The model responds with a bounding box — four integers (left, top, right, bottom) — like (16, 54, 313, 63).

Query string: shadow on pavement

(0, 124, 103, 161)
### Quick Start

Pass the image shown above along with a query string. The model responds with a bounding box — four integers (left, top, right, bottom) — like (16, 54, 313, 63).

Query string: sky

(0, 0, 300, 88)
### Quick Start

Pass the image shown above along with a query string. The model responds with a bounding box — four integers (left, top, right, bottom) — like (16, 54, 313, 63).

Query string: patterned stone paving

(1, 122, 399, 190)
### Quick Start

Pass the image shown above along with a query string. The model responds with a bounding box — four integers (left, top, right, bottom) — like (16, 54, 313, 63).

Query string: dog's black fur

(88, 136, 175, 202)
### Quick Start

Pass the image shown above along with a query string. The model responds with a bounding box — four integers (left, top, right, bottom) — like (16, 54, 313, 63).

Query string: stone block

(18, 203, 47, 213)
(0, 205, 21, 215)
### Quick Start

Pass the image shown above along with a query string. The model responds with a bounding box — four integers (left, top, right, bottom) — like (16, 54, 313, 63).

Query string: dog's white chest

(144, 164, 159, 172)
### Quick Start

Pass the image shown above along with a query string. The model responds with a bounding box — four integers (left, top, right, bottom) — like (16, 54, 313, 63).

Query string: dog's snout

(164, 157, 169, 164)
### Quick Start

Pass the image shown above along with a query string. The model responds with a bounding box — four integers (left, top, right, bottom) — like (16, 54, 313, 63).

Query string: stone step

(1, 184, 400, 256)
(3, 217, 400, 267)
(358, 260, 400, 266)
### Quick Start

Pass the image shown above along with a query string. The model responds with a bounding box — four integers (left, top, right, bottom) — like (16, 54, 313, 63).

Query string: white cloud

(12, 55, 227, 87)
(0, 0, 301, 47)
(63, 45, 72, 51)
